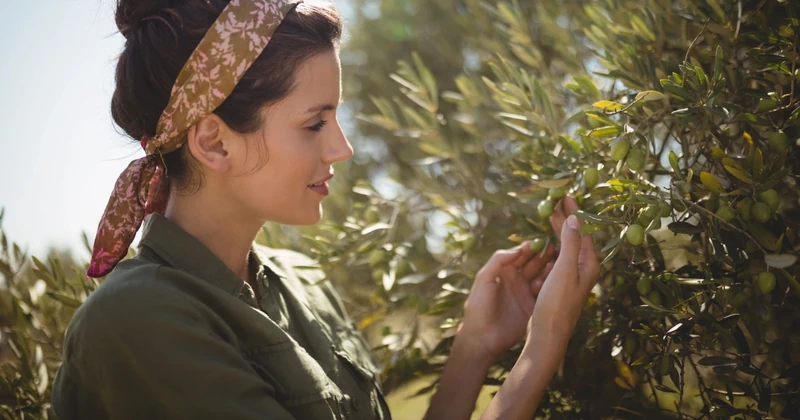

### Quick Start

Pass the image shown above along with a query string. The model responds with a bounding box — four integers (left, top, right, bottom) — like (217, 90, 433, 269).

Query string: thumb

(553, 215, 582, 269)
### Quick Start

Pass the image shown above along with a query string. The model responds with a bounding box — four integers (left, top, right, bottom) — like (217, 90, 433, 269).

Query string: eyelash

(307, 120, 328, 132)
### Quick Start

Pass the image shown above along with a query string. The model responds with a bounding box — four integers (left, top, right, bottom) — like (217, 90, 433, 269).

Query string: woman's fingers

(522, 245, 556, 278)
(549, 201, 567, 239)
(511, 241, 534, 269)
(530, 261, 554, 295)
(474, 248, 519, 285)
(562, 196, 580, 216)
(549, 196, 580, 240)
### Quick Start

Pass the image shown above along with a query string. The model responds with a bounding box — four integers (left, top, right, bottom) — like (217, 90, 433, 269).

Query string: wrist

(452, 331, 496, 370)
(526, 312, 574, 350)
(521, 327, 568, 372)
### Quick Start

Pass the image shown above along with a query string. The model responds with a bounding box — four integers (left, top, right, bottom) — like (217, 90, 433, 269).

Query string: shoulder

(62, 259, 202, 360)
(79, 258, 191, 318)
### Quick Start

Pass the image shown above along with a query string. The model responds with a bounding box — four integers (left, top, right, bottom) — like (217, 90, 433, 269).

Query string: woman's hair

(112, 0, 343, 194)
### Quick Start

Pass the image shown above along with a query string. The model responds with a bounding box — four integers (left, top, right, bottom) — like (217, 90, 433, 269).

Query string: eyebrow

(306, 104, 335, 114)
(304, 100, 343, 114)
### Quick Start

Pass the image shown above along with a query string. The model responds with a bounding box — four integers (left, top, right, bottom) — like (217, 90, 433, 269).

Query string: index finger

(475, 247, 523, 284)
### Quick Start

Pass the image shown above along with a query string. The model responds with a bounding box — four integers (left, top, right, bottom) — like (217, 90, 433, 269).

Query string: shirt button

(352, 398, 360, 411)
(341, 394, 352, 416)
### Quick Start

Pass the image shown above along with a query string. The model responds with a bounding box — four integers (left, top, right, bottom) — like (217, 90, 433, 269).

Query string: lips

(308, 173, 333, 187)
(308, 173, 333, 197)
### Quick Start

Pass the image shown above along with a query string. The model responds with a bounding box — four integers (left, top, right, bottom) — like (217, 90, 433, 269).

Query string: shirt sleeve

(52, 268, 296, 420)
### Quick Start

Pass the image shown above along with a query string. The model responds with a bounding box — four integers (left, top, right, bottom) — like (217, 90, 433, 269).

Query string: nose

(322, 119, 354, 164)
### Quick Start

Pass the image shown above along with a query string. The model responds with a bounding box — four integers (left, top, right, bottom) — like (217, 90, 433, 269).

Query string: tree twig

(682, 18, 711, 78)
(667, 185, 769, 255)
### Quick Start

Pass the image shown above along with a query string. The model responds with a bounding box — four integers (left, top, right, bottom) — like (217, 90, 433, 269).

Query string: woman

(52, 1, 601, 419)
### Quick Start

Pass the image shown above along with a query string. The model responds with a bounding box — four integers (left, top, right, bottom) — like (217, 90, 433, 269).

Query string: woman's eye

(307, 120, 328, 132)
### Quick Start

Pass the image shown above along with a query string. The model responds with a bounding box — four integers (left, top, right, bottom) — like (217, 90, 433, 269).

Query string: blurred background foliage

(3, 0, 800, 418)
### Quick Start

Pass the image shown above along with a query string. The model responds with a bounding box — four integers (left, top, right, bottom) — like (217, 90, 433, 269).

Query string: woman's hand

(458, 239, 558, 362)
(526, 196, 601, 346)
(478, 197, 601, 420)
(426, 242, 556, 420)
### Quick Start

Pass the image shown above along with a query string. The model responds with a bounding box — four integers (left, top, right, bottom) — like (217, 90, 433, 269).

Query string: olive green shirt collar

(137, 213, 283, 297)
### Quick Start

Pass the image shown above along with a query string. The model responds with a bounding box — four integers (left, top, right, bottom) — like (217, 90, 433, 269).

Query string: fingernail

(567, 215, 579, 230)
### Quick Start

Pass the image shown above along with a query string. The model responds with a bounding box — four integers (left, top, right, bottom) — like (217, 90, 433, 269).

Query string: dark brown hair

(112, 0, 342, 194)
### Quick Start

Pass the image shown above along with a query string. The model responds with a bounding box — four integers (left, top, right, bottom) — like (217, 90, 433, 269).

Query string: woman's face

(221, 50, 353, 226)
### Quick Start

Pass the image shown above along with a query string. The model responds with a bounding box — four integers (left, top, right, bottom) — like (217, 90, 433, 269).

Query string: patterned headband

(88, 0, 301, 278)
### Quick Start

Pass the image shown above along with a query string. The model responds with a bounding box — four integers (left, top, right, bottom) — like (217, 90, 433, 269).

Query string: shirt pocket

(332, 324, 392, 419)
(243, 341, 348, 419)
(332, 323, 384, 390)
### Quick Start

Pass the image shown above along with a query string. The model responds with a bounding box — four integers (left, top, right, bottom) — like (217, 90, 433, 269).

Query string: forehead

(285, 50, 341, 107)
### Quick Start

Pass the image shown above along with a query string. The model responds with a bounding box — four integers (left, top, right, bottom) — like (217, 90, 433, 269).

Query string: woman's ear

(186, 114, 231, 174)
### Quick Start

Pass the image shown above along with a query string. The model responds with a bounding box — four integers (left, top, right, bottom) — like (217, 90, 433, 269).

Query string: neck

(163, 187, 262, 283)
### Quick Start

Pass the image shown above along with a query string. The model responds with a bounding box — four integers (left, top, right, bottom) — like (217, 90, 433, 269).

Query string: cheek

(269, 141, 319, 185)
(232, 132, 326, 221)
(250, 140, 319, 200)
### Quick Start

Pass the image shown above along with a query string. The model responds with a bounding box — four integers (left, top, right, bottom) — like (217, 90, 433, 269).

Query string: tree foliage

(0, 210, 100, 418)
(331, 0, 800, 418)
(2, 0, 800, 419)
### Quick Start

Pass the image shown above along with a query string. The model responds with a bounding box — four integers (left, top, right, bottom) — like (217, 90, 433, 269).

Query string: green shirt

(53, 213, 391, 420)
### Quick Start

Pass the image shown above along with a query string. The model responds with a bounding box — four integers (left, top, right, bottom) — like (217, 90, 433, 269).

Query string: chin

(267, 203, 323, 226)
(291, 206, 323, 226)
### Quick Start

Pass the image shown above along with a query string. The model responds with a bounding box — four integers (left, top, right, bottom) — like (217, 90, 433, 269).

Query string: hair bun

(115, 0, 181, 40)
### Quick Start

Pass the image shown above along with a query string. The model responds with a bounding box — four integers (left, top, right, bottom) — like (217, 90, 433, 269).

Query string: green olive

(641, 205, 660, 222)
(369, 250, 388, 267)
(636, 215, 652, 228)
(636, 205, 661, 228)
(737, 198, 753, 221)
(756, 98, 778, 112)
(768, 132, 789, 153)
(396, 259, 413, 278)
(463, 235, 477, 251)
(549, 186, 567, 200)
(730, 291, 748, 308)
(538, 199, 555, 218)
(648, 217, 662, 231)
(716, 205, 736, 221)
(365, 208, 381, 224)
(584, 168, 600, 189)
(751, 202, 772, 223)
(756, 272, 776, 294)
(530, 237, 546, 253)
(759, 189, 779, 212)
(646, 290, 663, 306)
(626, 147, 646, 171)
(658, 202, 671, 218)
(636, 275, 652, 296)
(611, 138, 631, 161)
(626, 224, 645, 246)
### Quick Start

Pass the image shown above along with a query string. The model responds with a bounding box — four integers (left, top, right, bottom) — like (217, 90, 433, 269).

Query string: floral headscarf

(88, 0, 301, 278)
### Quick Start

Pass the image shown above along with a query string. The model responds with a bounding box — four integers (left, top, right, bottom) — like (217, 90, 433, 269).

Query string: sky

(0, 0, 353, 260)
